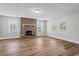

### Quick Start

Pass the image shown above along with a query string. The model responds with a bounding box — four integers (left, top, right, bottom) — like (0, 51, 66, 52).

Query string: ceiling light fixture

(34, 8, 40, 14)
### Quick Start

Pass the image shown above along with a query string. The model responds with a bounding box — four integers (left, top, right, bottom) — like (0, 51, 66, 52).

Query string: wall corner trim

(47, 35, 79, 44)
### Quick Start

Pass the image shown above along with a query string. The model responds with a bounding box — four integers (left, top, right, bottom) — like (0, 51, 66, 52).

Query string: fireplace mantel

(22, 24, 36, 26)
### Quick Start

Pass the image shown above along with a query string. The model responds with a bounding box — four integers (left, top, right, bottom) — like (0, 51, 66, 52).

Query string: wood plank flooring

(0, 36, 79, 56)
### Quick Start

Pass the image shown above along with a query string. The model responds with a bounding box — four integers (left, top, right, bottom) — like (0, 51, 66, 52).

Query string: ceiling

(0, 3, 79, 20)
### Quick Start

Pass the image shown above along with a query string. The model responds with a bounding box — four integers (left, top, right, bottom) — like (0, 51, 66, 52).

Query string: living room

(0, 3, 79, 56)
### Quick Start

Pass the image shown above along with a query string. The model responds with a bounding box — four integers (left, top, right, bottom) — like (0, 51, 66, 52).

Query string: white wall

(0, 16, 3, 37)
(47, 12, 79, 42)
(0, 16, 21, 39)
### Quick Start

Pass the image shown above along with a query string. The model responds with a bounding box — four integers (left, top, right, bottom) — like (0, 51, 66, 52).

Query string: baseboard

(47, 35, 79, 44)
(0, 36, 21, 40)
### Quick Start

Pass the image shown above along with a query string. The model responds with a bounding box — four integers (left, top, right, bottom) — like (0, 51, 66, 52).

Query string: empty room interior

(0, 3, 79, 56)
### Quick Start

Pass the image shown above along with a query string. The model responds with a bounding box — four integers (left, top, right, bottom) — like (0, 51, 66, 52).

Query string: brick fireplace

(22, 24, 36, 37)
(21, 18, 36, 37)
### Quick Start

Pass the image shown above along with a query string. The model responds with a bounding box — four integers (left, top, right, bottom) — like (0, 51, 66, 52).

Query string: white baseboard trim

(47, 35, 79, 44)
(0, 36, 20, 40)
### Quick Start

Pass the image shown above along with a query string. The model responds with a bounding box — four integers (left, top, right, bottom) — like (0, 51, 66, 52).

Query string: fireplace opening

(26, 31, 32, 36)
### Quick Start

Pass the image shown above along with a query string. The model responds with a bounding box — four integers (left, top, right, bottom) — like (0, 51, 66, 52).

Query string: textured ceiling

(0, 3, 79, 20)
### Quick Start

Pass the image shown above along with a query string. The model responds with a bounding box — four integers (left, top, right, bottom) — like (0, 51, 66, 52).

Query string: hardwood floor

(0, 36, 79, 56)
